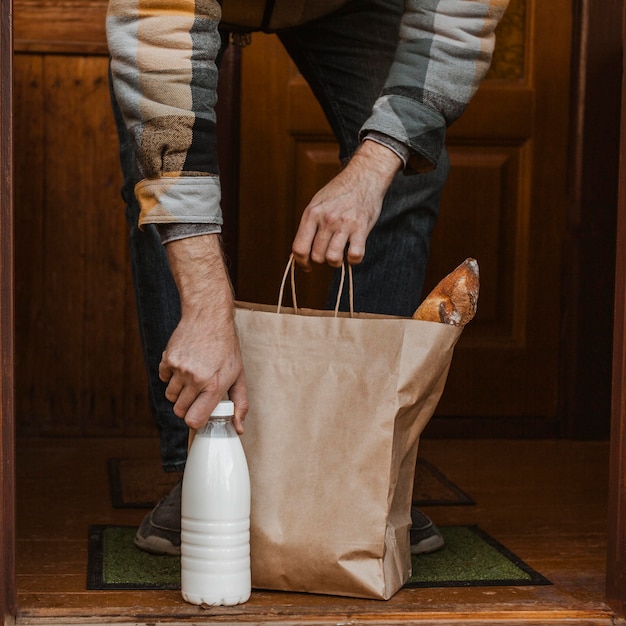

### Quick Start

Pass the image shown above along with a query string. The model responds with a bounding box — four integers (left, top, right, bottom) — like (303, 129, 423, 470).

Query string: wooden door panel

(238, 0, 569, 432)
(431, 145, 529, 346)
(13, 52, 154, 437)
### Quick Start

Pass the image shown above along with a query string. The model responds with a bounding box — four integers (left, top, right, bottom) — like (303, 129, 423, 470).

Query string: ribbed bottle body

(181, 406, 251, 606)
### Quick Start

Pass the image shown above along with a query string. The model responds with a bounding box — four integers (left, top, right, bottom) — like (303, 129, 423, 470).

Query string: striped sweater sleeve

(360, 0, 509, 174)
(106, 0, 223, 227)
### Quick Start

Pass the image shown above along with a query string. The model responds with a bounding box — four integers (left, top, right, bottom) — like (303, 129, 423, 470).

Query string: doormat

(86, 525, 550, 591)
(412, 459, 475, 506)
(108, 457, 474, 509)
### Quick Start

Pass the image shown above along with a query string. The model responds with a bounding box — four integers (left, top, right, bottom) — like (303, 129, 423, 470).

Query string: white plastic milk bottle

(181, 400, 251, 606)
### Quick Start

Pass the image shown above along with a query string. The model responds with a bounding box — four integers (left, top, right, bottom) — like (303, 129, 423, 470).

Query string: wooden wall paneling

(13, 52, 155, 437)
(13, 0, 158, 437)
(426, 146, 525, 345)
(521, 0, 573, 430)
(12, 1, 243, 438)
(55, 52, 151, 437)
(13, 54, 47, 434)
(55, 55, 129, 436)
(38, 55, 92, 434)
(607, 127, 626, 612)
(0, 0, 16, 618)
(14, 0, 108, 54)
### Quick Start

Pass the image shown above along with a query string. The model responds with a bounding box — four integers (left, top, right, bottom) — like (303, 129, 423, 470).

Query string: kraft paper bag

(236, 260, 463, 600)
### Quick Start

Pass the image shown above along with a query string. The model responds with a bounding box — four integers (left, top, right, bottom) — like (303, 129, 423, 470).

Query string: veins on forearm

(348, 140, 403, 189)
(165, 234, 235, 320)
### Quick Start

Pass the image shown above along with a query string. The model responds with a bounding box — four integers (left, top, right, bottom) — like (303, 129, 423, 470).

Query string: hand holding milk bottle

(181, 400, 251, 606)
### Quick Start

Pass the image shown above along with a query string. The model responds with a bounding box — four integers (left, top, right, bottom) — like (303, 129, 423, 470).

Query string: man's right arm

(160, 234, 248, 434)
(106, 0, 224, 228)
(106, 0, 249, 429)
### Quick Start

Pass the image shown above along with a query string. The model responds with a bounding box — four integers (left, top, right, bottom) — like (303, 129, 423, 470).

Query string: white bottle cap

(210, 400, 235, 417)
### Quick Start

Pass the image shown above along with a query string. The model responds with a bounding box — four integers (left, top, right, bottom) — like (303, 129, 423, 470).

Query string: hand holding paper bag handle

(291, 140, 403, 270)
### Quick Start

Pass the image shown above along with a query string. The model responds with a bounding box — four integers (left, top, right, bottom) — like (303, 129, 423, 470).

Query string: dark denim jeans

(110, 0, 449, 471)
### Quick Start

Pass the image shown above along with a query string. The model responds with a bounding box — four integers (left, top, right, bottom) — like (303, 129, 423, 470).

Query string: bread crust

(412, 258, 479, 327)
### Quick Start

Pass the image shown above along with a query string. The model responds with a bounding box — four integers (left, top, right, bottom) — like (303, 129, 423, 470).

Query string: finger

(158, 357, 173, 383)
(164, 377, 184, 404)
(346, 231, 367, 265)
(229, 374, 249, 435)
(183, 390, 222, 430)
(172, 383, 202, 420)
(291, 217, 319, 270)
(324, 232, 350, 267)
(310, 228, 334, 265)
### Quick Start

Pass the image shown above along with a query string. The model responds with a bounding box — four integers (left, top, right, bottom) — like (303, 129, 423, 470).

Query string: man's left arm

(360, 0, 510, 174)
(292, 0, 510, 270)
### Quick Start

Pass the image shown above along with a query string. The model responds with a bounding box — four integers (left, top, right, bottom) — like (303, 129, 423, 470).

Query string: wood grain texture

(14, 438, 613, 624)
(13, 54, 153, 438)
(14, 0, 109, 54)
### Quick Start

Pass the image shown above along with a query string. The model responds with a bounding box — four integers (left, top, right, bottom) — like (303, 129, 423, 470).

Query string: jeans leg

(278, 0, 449, 317)
(110, 75, 188, 472)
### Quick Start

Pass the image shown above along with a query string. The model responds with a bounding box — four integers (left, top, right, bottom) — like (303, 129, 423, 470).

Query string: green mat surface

(87, 525, 550, 590)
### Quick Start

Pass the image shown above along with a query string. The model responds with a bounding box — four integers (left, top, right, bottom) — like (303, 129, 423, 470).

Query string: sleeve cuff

(362, 132, 411, 168)
(157, 222, 222, 244)
(359, 94, 445, 174)
(135, 175, 222, 227)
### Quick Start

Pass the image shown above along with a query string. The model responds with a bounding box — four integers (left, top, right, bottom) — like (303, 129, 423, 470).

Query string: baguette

(412, 258, 479, 327)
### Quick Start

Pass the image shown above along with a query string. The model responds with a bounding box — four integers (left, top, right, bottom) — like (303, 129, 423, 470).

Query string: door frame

(563, 0, 623, 439)
(1, 0, 626, 621)
(605, 0, 626, 611)
(0, 0, 15, 620)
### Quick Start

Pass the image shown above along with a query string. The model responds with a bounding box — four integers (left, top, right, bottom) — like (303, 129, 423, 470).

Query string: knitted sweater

(106, 0, 509, 228)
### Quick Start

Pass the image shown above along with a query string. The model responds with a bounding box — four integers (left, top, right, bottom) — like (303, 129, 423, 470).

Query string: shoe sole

(410, 534, 445, 556)
(134, 532, 181, 556)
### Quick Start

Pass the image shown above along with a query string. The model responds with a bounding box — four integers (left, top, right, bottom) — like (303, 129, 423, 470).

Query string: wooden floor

(14, 437, 619, 625)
